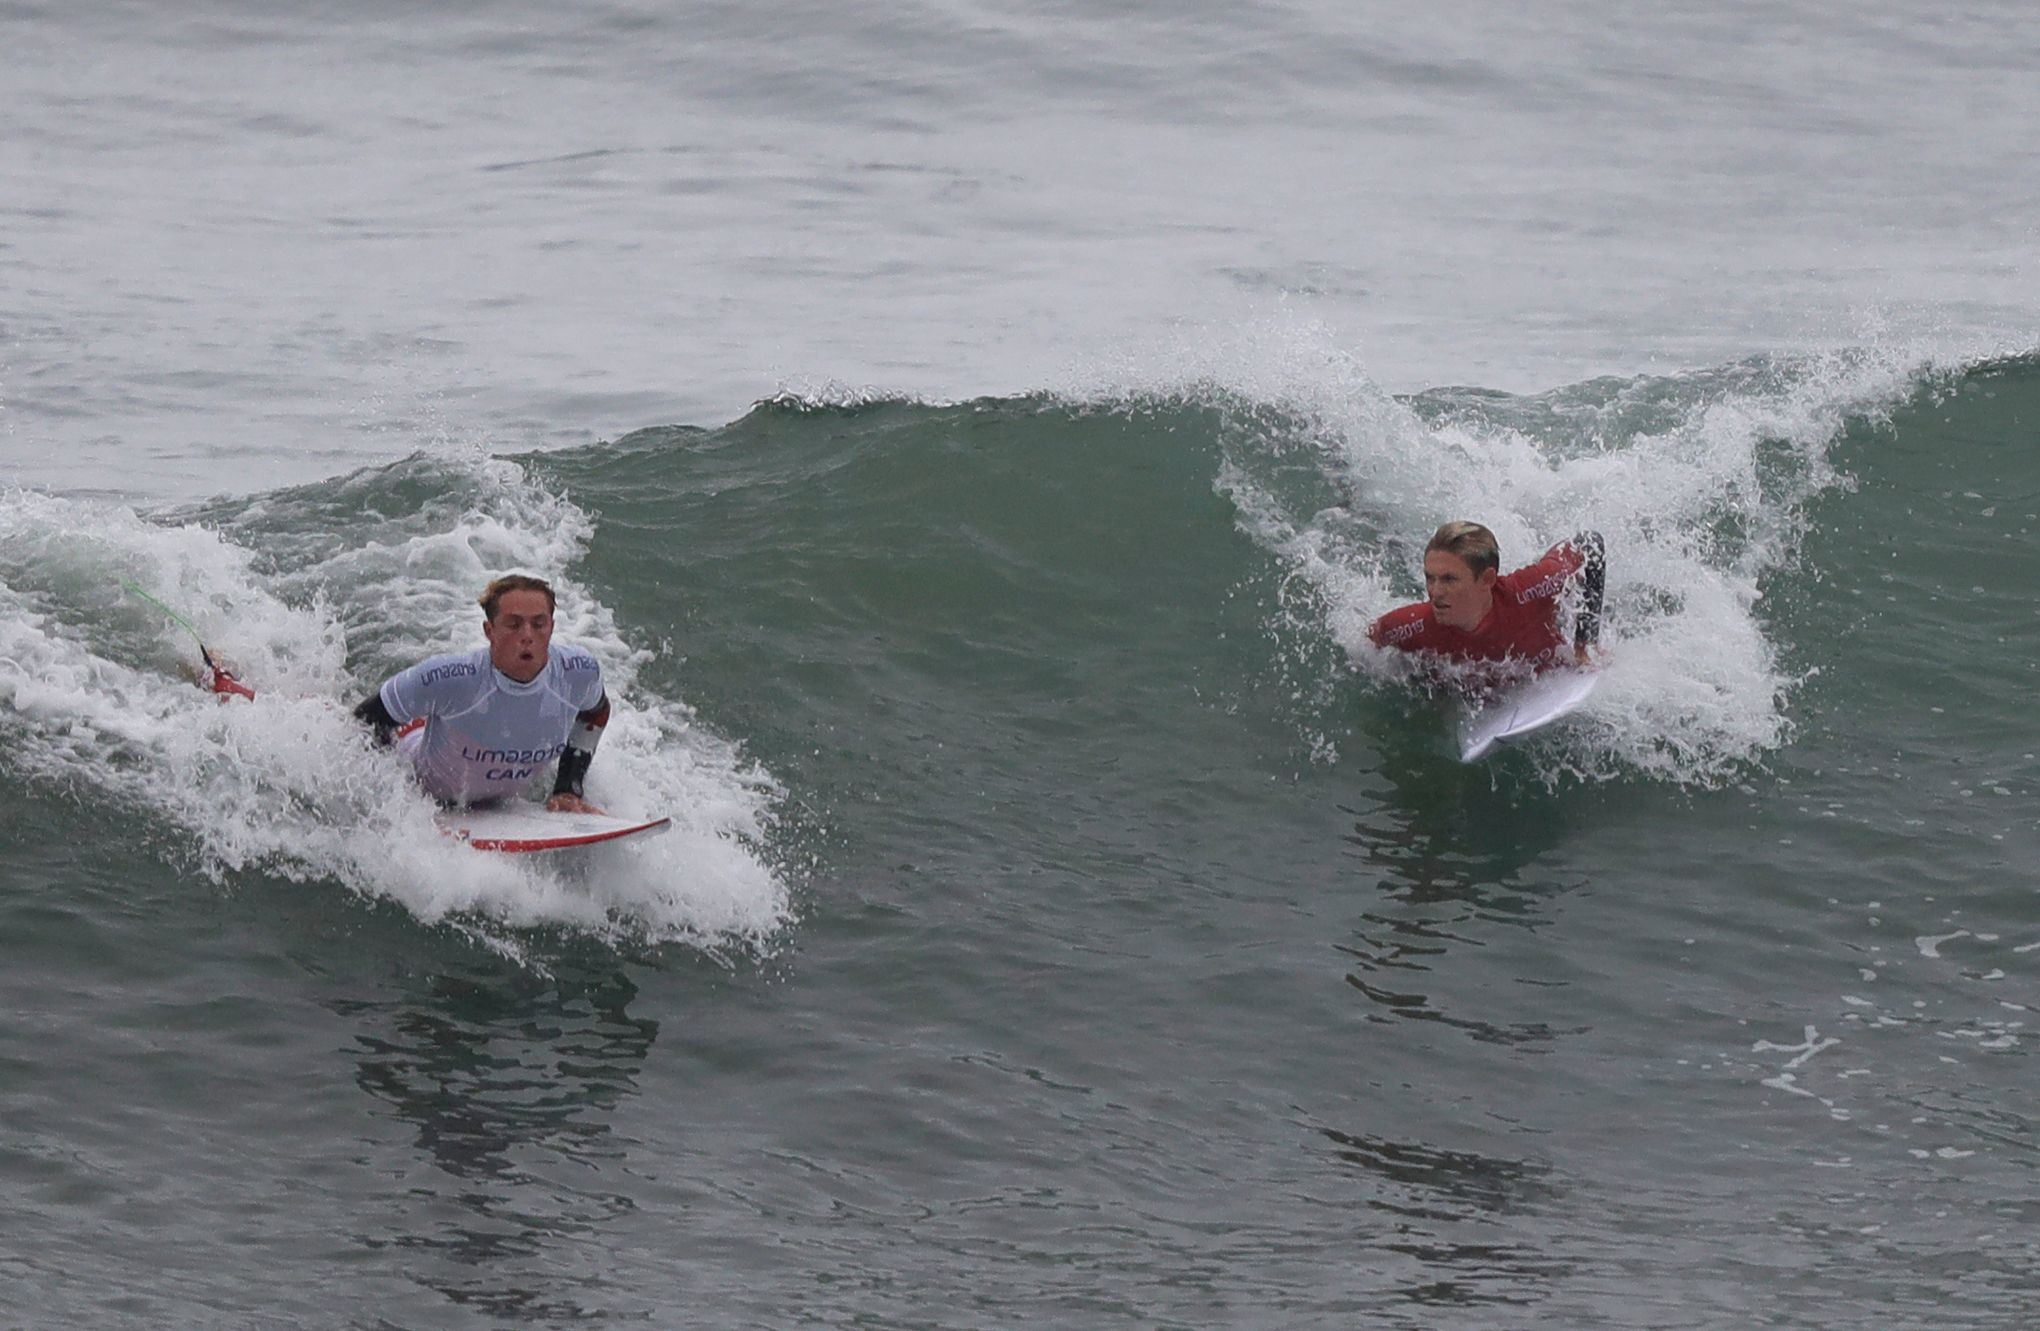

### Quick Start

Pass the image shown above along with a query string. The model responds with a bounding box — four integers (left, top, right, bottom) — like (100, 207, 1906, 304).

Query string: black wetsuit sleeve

(552, 747, 593, 799)
(1572, 531, 1606, 649)
(353, 692, 400, 747)
(550, 693, 610, 799)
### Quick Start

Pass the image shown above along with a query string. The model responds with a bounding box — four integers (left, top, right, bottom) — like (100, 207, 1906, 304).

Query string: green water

(3, 352, 2035, 1327)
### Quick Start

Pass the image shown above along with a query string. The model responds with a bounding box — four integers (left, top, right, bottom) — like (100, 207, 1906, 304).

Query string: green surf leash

(121, 579, 256, 700)
(122, 579, 207, 643)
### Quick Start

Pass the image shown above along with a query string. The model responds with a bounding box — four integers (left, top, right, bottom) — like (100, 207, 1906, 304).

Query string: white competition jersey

(379, 644, 604, 804)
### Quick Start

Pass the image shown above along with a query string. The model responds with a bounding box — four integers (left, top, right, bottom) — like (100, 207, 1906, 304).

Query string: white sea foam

(0, 466, 790, 955)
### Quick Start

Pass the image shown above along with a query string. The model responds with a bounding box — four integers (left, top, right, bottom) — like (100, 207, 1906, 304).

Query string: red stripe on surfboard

(453, 818, 671, 853)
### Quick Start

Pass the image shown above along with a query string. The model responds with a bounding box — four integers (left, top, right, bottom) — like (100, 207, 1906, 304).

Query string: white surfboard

(1457, 668, 1601, 763)
(435, 807, 672, 853)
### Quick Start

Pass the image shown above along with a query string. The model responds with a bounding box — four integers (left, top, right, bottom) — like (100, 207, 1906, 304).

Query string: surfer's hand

(546, 793, 605, 815)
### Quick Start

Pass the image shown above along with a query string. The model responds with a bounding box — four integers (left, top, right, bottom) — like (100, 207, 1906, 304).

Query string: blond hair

(1425, 522, 1500, 576)
(478, 574, 556, 621)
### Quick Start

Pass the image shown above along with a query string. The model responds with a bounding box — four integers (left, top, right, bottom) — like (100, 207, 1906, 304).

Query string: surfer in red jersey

(1367, 521, 1604, 676)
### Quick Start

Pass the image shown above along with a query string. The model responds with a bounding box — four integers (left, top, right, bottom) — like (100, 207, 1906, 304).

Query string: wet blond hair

(1425, 522, 1500, 576)
(478, 574, 556, 621)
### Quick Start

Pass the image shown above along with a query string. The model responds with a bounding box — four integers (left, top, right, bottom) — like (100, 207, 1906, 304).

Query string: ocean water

(3, 3, 2037, 1328)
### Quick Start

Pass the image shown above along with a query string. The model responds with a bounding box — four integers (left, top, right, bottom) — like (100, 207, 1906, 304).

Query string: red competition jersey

(1367, 541, 1586, 665)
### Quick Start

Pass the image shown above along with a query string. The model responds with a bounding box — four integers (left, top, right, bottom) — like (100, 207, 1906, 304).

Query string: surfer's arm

(1569, 530, 1606, 654)
(362, 655, 462, 746)
(1516, 534, 1606, 661)
(352, 692, 401, 747)
(1367, 603, 1432, 653)
(548, 693, 611, 812)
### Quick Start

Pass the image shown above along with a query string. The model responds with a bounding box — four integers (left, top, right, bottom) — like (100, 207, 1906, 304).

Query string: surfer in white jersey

(352, 574, 611, 812)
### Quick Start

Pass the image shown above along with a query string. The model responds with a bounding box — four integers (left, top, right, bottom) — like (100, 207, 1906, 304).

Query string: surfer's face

(1423, 550, 1497, 631)
(483, 589, 554, 683)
